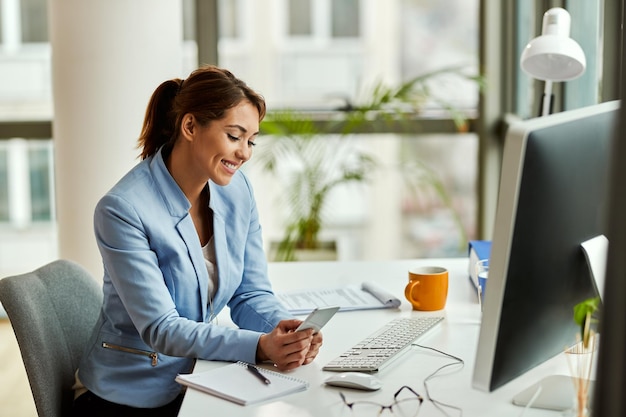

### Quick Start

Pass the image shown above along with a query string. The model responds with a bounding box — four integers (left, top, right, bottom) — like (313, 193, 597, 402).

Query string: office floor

(0, 318, 37, 417)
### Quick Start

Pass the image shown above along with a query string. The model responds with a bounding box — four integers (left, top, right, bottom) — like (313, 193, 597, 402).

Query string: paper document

(580, 234, 608, 300)
(277, 282, 401, 315)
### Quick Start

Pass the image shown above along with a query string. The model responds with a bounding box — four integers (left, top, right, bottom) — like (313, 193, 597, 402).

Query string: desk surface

(177, 258, 573, 417)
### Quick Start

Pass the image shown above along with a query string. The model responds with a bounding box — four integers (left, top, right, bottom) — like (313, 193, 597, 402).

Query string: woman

(72, 65, 322, 416)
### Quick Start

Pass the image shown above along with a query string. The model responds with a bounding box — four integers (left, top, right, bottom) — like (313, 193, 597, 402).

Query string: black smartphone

(295, 306, 340, 334)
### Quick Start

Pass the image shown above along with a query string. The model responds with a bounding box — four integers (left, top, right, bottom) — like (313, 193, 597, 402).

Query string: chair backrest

(0, 260, 102, 417)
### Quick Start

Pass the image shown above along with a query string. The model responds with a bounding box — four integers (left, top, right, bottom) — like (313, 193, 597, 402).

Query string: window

(331, 0, 359, 38)
(28, 143, 53, 221)
(4, 1, 614, 264)
(286, 0, 360, 39)
(182, 0, 196, 41)
(0, 139, 54, 226)
(20, 0, 48, 43)
(0, 3, 3, 43)
(220, 0, 480, 259)
(217, 0, 241, 39)
(0, 148, 8, 222)
(288, 0, 312, 36)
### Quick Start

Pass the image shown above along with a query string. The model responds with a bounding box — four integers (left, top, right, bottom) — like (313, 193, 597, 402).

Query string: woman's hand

(303, 331, 323, 365)
(256, 319, 323, 371)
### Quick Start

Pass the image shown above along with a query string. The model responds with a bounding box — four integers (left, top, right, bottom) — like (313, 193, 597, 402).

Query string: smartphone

(295, 306, 340, 334)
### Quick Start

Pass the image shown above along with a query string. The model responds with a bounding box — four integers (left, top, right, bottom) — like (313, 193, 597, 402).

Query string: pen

(246, 363, 271, 385)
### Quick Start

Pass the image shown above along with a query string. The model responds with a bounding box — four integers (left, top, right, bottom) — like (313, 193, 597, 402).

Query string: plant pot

(269, 240, 338, 262)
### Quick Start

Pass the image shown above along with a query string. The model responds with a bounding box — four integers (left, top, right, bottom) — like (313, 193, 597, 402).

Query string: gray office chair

(0, 259, 102, 417)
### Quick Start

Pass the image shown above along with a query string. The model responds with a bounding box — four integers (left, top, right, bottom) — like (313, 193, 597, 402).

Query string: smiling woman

(70, 65, 325, 417)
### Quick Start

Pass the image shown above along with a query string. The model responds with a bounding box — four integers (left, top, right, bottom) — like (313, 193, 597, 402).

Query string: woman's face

(183, 100, 260, 186)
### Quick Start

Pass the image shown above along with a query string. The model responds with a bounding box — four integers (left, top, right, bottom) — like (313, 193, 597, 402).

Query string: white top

(201, 236, 218, 300)
(202, 236, 218, 322)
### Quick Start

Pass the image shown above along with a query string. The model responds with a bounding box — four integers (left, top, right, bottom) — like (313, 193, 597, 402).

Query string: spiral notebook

(175, 361, 309, 406)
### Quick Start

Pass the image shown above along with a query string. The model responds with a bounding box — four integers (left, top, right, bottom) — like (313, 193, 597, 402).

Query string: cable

(413, 343, 465, 417)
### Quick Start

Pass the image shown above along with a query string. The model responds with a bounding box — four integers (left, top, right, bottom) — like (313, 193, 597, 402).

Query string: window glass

(20, 0, 48, 42)
(515, 2, 534, 118)
(220, 0, 480, 259)
(182, 0, 196, 41)
(288, 0, 312, 36)
(249, 131, 478, 259)
(398, 133, 478, 257)
(564, 0, 602, 109)
(219, 0, 479, 111)
(218, 0, 238, 38)
(0, 3, 3, 44)
(331, 0, 359, 38)
(400, 0, 479, 111)
(0, 147, 8, 222)
(28, 144, 52, 221)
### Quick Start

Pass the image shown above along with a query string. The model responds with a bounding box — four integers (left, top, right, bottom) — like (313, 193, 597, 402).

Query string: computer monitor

(593, 95, 626, 417)
(472, 100, 620, 393)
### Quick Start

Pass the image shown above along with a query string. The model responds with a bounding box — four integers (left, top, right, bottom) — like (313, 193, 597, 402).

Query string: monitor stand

(512, 375, 594, 411)
(512, 236, 604, 412)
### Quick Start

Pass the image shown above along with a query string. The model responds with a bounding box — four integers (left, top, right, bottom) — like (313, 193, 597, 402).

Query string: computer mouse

(324, 372, 383, 391)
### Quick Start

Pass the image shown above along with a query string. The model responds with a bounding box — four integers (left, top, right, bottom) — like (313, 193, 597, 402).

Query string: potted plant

(567, 296, 601, 417)
(257, 67, 482, 261)
(573, 296, 601, 349)
(257, 111, 377, 261)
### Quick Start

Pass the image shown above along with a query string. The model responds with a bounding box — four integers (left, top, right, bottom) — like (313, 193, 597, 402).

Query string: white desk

(177, 258, 575, 417)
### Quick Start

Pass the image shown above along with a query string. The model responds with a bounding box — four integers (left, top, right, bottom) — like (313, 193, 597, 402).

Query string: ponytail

(138, 66, 266, 160)
(138, 78, 183, 160)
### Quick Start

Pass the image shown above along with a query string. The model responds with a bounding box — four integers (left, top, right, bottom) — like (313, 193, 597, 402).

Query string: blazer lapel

(150, 149, 210, 320)
(208, 182, 230, 309)
(175, 213, 209, 320)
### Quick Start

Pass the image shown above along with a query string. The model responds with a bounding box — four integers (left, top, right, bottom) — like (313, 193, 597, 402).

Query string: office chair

(0, 260, 102, 417)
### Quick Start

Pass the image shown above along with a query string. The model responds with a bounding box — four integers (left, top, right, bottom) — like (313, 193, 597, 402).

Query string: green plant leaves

(573, 296, 600, 349)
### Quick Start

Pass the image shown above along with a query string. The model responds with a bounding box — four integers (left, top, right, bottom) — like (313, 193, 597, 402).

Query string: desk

(177, 258, 573, 417)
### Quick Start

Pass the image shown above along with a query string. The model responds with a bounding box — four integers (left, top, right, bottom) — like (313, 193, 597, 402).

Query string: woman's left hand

(303, 331, 323, 364)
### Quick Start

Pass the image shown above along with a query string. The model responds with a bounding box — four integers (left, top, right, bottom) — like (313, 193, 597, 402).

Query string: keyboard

(323, 316, 444, 372)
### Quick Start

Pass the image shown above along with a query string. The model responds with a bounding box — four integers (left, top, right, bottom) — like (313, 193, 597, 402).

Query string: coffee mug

(404, 266, 449, 311)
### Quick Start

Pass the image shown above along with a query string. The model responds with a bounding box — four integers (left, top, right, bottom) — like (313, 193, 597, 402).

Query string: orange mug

(404, 266, 449, 311)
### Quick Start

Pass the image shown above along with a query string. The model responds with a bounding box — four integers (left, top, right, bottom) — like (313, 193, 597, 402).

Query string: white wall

(49, 0, 185, 278)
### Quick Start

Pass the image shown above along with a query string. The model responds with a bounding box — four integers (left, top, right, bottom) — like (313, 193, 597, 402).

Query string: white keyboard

(323, 316, 444, 372)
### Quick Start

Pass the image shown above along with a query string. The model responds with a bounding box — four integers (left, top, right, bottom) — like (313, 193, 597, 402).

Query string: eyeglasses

(339, 385, 424, 417)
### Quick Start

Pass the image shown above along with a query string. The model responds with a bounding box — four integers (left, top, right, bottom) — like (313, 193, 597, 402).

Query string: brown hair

(138, 65, 266, 160)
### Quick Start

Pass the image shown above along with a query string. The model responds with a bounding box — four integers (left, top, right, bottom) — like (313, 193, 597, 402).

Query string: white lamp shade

(520, 7, 586, 82)
(520, 35, 586, 81)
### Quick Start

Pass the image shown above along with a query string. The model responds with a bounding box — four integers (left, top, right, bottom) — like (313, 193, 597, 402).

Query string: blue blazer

(78, 148, 292, 408)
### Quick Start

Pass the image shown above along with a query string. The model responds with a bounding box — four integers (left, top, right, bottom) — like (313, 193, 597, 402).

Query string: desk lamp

(520, 7, 586, 116)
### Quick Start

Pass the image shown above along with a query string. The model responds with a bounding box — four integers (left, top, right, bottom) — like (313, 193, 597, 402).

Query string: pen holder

(564, 335, 596, 417)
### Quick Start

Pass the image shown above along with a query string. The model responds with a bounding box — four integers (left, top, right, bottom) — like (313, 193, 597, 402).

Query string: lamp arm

(540, 80, 554, 117)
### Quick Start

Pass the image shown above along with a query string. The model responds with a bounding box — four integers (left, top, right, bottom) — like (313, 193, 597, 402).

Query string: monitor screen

(472, 100, 620, 392)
